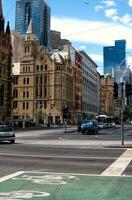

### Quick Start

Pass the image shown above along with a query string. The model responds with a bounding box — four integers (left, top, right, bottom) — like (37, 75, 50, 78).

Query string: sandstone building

(12, 21, 74, 125)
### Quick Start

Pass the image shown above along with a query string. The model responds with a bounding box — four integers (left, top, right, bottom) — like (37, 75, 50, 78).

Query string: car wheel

(82, 131, 85, 135)
(10, 139, 15, 144)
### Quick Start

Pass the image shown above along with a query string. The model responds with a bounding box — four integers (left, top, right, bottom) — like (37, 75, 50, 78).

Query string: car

(81, 120, 99, 135)
(98, 122, 107, 129)
(0, 125, 15, 144)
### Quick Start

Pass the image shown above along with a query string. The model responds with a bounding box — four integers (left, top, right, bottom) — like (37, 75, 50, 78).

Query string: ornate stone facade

(12, 21, 74, 125)
(0, 0, 12, 121)
(100, 74, 114, 116)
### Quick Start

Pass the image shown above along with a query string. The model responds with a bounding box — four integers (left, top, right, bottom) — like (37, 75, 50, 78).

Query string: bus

(96, 115, 115, 128)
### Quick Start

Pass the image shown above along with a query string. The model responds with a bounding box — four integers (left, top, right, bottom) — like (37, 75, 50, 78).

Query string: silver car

(0, 125, 15, 144)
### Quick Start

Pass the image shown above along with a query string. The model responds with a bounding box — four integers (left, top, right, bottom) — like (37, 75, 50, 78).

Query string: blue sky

(2, 0, 132, 73)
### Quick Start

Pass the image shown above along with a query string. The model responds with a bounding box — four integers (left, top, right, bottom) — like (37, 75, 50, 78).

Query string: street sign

(0, 171, 132, 199)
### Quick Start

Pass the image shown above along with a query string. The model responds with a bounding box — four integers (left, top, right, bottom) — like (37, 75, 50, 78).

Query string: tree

(123, 105, 132, 121)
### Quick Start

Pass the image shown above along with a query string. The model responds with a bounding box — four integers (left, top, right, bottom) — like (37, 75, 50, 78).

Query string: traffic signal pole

(120, 82, 124, 145)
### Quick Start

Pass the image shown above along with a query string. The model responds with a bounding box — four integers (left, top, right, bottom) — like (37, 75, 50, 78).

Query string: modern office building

(50, 30, 71, 49)
(15, 0, 51, 47)
(80, 51, 99, 119)
(103, 40, 126, 80)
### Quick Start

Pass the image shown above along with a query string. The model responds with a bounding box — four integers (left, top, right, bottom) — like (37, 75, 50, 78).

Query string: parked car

(81, 120, 99, 134)
(0, 125, 15, 144)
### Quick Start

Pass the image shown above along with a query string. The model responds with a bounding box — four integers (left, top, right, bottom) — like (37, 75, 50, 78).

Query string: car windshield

(0, 126, 13, 132)
(82, 121, 93, 125)
(86, 121, 93, 125)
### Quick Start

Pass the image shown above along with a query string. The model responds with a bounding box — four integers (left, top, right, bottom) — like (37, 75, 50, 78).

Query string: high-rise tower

(103, 40, 126, 77)
(15, 0, 51, 48)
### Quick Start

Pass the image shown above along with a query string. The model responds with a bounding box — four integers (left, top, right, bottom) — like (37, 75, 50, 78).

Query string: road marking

(0, 152, 116, 160)
(0, 171, 24, 183)
(101, 148, 132, 176)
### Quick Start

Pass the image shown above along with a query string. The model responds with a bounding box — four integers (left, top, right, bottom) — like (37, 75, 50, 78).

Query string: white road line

(0, 171, 24, 183)
(101, 148, 132, 176)
(0, 152, 116, 160)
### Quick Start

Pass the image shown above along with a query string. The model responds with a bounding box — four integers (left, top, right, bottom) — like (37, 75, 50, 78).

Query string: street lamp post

(119, 64, 131, 145)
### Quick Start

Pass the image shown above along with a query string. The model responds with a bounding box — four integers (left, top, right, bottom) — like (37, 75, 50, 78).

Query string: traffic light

(125, 83, 132, 97)
(113, 82, 118, 99)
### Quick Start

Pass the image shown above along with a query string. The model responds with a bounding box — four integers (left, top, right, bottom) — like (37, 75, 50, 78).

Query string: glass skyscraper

(103, 40, 126, 77)
(15, 0, 51, 47)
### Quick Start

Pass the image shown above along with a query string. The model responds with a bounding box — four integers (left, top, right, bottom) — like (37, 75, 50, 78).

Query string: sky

(2, 0, 132, 74)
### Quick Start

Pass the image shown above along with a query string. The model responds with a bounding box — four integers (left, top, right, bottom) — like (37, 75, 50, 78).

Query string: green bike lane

(0, 171, 132, 200)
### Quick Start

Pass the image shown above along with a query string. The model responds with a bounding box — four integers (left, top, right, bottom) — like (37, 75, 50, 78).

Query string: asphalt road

(0, 125, 132, 178)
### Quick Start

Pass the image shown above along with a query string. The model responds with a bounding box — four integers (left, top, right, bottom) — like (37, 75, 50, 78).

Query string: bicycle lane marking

(101, 148, 132, 176)
(1, 171, 132, 199)
(0, 171, 24, 183)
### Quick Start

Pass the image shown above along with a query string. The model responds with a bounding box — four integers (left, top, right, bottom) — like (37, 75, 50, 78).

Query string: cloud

(102, 0, 116, 7)
(120, 13, 132, 26)
(51, 16, 132, 49)
(95, 5, 104, 12)
(127, 56, 132, 65)
(128, 0, 132, 7)
(78, 45, 87, 50)
(89, 53, 103, 63)
(104, 8, 118, 18)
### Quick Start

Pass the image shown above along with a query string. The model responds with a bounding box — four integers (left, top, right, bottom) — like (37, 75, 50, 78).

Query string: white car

(98, 122, 107, 129)
(0, 125, 15, 144)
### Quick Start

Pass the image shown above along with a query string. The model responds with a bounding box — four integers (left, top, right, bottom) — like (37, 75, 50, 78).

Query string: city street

(0, 126, 132, 199)
(0, 125, 132, 178)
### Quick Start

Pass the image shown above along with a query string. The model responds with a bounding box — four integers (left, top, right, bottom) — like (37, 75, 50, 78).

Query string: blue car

(81, 120, 99, 135)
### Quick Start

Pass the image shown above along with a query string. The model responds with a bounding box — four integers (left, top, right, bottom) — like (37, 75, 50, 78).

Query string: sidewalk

(15, 125, 77, 132)
(17, 136, 132, 148)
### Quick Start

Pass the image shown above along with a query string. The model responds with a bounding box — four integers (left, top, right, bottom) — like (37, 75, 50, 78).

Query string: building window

(45, 64, 47, 70)
(44, 87, 47, 97)
(36, 77, 38, 84)
(26, 102, 29, 109)
(23, 91, 25, 98)
(13, 76, 18, 85)
(40, 76, 42, 84)
(36, 65, 39, 71)
(44, 76, 47, 84)
(23, 78, 26, 85)
(13, 89, 18, 98)
(27, 78, 29, 84)
(40, 88, 42, 97)
(27, 91, 29, 98)
(23, 102, 25, 110)
(41, 65, 43, 70)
